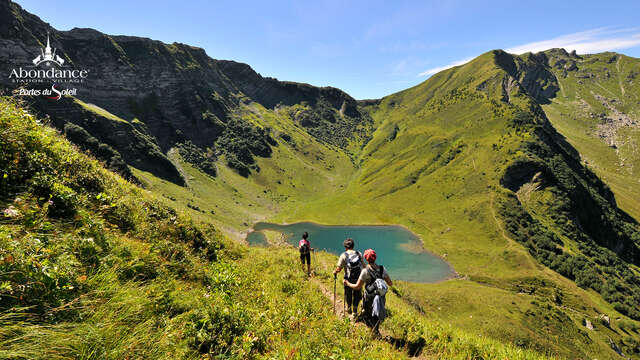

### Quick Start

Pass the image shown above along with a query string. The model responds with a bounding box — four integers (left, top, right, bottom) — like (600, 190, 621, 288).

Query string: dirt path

(309, 275, 432, 359)
(617, 56, 626, 96)
(312, 276, 348, 318)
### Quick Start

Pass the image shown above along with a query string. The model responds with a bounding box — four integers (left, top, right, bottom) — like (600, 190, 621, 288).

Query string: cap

(363, 249, 376, 262)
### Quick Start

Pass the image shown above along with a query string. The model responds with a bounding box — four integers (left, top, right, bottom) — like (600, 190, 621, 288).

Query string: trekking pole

(371, 319, 382, 338)
(333, 275, 337, 314)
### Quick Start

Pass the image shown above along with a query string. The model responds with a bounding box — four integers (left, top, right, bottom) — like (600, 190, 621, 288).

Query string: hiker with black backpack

(298, 232, 314, 276)
(333, 238, 364, 319)
(343, 248, 392, 335)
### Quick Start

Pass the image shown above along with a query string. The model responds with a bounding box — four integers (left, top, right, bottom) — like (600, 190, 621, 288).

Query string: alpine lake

(247, 222, 455, 283)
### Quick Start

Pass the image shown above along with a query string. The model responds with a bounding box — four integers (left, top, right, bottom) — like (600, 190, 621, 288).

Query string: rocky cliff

(0, 0, 369, 183)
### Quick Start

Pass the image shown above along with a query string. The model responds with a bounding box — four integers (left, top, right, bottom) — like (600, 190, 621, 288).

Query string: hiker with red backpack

(344, 248, 392, 335)
(298, 232, 314, 276)
(333, 238, 364, 319)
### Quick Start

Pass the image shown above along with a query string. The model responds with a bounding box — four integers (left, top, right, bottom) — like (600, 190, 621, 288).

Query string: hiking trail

(309, 273, 433, 359)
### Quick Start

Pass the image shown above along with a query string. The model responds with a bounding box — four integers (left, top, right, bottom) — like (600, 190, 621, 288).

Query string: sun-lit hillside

(541, 50, 640, 220)
(0, 97, 561, 359)
(132, 50, 640, 358)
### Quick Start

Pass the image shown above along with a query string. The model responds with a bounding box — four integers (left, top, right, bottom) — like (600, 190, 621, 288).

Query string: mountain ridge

(0, 0, 371, 183)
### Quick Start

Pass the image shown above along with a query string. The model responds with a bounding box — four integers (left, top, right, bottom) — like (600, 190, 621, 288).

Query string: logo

(47, 84, 62, 100)
(32, 33, 65, 67)
(9, 31, 89, 100)
(16, 84, 77, 100)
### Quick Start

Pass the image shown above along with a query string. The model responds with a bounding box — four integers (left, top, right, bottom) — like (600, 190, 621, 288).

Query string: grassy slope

(284, 51, 639, 358)
(132, 52, 640, 359)
(73, 98, 129, 124)
(43, 51, 640, 359)
(132, 101, 357, 238)
(0, 97, 558, 359)
(542, 52, 640, 221)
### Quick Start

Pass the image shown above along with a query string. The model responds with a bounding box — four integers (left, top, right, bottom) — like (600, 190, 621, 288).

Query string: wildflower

(47, 200, 54, 206)
(3, 206, 20, 218)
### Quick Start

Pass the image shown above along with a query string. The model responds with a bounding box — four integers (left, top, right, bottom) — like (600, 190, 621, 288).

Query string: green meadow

(0, 97, 560, 359)
(134, 50, 640, 359)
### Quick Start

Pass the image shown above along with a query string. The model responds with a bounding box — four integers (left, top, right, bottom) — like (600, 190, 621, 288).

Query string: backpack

(365, 265, 388, 297)
(344, 251, 363, 282)
(299, 239, 310, 255)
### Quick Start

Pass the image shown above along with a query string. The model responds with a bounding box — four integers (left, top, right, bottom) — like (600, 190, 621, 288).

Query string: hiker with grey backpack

(333, 238, 364, 319)
(343, 248, 392, 335)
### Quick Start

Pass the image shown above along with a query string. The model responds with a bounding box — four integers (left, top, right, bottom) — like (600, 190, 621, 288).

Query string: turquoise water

(247, 222, 454, 283)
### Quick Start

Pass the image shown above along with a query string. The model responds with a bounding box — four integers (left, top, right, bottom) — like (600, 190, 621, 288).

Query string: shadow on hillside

(618, 208, 639, 225)
(351, 314, 427, 357)
(385, 335, 427, 357)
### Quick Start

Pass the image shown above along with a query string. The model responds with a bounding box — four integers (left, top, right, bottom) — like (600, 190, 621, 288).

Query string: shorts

(300, 252, 310, 265)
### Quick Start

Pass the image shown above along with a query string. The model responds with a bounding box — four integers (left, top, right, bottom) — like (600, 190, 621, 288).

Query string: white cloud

(417, 27, 640, 77)
(418, 57, 474, 77)
(506, 27, 640, 54)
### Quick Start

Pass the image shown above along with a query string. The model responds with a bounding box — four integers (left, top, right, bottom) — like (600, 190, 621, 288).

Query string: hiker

(298, 232, 314, 276)
(333, 238, 364, 318)
(343, 248, 392, 334)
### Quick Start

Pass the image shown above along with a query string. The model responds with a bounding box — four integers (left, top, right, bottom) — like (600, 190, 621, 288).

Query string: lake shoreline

(245, 220, 458, 283)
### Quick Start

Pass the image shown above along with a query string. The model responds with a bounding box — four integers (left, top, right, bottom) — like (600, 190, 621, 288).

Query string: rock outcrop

(0, 0, 368, 183)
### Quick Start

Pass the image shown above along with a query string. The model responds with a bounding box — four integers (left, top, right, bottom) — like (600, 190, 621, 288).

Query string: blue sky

(16, 0, 640, 99)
